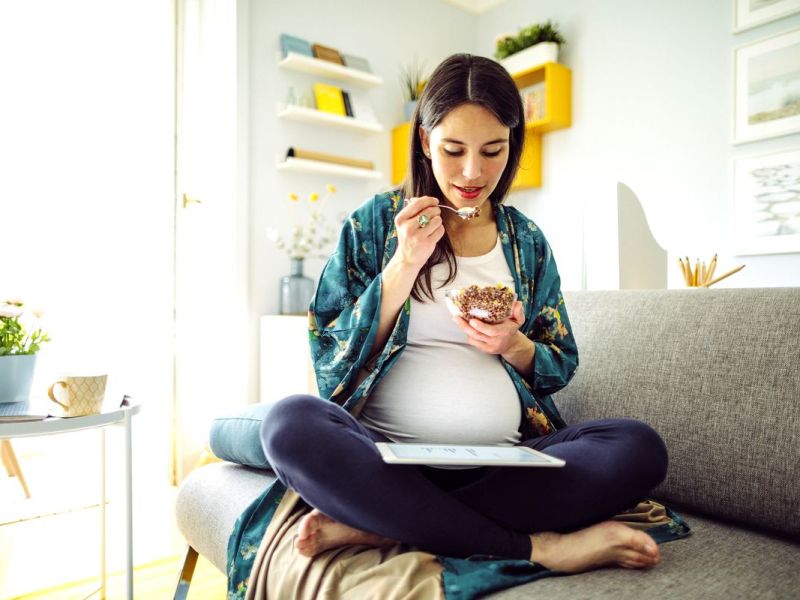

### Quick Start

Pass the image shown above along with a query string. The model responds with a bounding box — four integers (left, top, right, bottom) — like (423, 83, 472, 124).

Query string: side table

(0, 404, 140, 599)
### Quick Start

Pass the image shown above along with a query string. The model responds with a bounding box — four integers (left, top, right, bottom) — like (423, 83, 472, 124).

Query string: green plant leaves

(494, 20, 566, 60)
(0, 304, 50, 355)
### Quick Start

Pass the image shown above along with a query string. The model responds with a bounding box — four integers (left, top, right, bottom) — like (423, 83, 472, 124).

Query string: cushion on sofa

(557, 288, 800, 539)
(208, 402, 277, 469)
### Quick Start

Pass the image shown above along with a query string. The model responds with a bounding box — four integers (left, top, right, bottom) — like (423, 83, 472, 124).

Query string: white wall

(249, 0, 476, 314)
(476, 0, 800, 290)
(0, 1, 177, 593)
(247, 0, 476, 400)
(249, 0, 800, 401)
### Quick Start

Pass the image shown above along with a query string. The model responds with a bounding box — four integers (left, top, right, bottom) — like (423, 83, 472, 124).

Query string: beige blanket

(245, 490, 673, 600)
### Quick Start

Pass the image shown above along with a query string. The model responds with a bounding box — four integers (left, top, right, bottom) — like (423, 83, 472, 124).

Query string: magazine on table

(0, 399, 53, 423)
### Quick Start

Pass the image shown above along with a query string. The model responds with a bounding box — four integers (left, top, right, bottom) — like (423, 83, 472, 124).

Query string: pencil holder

(677, 255, 746, 288)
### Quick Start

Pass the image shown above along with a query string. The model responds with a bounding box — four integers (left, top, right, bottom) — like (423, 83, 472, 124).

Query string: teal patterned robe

(226, 191, 687, 599)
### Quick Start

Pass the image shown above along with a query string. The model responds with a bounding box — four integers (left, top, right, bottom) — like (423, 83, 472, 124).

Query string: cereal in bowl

(445, 284, 516, 324)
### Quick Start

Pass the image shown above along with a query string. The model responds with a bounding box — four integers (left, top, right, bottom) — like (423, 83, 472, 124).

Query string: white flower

(0, 303, 24, 319)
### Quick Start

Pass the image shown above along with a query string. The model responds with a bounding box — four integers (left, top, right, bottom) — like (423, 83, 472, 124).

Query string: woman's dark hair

(402, 53, 525, 301)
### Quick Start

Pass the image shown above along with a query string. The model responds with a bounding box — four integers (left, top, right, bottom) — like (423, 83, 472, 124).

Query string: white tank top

(360, 236, 522, 447)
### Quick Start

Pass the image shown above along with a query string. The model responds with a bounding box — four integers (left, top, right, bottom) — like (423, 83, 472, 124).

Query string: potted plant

(495, 20, 566, 75)
(0, 300, 50, 403)
(399, 59, 426, 122)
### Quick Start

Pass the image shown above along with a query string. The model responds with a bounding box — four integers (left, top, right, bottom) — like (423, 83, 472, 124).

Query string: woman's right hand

(394, 196, 445, 270)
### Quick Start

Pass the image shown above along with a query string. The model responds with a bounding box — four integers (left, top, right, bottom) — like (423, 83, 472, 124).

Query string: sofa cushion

(490, 511, 800, 599)
(557, 289, 800, 539)
(209, 402, 276, 469)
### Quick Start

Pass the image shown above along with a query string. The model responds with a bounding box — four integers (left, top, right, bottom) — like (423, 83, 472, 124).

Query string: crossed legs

(261, 395, 668, 571)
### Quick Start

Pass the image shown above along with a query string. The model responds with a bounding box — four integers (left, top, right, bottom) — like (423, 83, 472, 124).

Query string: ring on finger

(417, 214, 431, 228)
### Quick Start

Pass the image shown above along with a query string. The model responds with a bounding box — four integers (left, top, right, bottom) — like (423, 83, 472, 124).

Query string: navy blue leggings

(261, 394, 668, 560)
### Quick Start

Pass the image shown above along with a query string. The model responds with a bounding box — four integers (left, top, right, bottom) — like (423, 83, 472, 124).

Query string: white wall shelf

(277, 104, 383, 133)
(277, 157, 383, 180)
(278, 52, 383, 87)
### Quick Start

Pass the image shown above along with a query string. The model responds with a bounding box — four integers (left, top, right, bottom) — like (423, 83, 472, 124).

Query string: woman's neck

(446, 209, 498, 257)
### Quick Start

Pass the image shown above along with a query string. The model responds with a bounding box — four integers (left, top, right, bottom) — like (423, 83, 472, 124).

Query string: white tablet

(375, 442, 565, 467)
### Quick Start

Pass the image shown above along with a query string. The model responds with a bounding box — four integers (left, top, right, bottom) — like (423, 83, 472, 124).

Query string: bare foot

(530, 521, 661, 572)
(295, 509, 397, 557)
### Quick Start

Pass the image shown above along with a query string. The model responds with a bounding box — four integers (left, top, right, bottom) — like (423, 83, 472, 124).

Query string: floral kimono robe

(227, 191, 688, 599)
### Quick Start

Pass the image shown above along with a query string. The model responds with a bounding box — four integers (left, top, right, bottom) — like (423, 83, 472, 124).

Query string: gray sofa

(175, 288, 800, 598)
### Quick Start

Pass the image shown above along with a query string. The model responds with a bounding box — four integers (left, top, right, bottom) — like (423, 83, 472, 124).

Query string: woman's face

(420, 102, 510, 210)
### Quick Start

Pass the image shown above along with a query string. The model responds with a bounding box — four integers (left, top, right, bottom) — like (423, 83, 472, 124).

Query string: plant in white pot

(399, 59, 427, 122)
(495, 20, 566, 75)
(0, 300, 50, 403)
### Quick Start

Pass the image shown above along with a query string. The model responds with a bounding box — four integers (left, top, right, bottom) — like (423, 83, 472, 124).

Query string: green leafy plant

(399, 59, 427, 102)
(0, 300, 51, 356)
(495, 20, 566, 60)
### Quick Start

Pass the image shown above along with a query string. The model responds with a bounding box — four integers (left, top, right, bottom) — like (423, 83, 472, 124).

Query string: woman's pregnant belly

(359, 341, 522, 446)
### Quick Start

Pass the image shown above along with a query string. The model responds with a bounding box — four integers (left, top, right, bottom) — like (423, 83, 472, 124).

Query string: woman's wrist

(502, 331, 536, 379)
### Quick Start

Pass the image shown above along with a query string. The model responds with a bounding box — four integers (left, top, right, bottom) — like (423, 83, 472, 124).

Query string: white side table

(0, 404, 140, 599)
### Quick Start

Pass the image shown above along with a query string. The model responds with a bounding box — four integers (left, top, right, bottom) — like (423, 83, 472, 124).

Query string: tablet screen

(375, 442, 565, 467)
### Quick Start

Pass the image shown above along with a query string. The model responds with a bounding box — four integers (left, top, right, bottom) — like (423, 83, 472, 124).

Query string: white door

(173, 0, 249, 482)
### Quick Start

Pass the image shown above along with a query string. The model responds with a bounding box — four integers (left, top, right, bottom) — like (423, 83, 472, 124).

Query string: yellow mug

(48, 374, 108, 417)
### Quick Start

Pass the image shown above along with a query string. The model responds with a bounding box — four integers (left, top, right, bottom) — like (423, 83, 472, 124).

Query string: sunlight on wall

(0, 2, 177, 593)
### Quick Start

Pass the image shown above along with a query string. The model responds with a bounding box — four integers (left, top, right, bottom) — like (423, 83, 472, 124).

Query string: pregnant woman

(260, 53, 669, 573)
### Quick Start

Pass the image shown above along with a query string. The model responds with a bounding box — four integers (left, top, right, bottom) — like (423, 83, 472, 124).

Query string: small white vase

(500, 42, 559, 75)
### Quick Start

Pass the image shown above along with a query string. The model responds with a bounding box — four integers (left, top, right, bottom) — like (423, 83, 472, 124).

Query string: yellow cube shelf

(392, 122, 411, 186)
(390, 62, 571, 190)
(512, 131, 542, 191)
(513, 62, 572, 134)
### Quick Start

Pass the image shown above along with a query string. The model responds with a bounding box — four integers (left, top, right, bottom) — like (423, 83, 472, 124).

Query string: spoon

(404, 199, 483, 221)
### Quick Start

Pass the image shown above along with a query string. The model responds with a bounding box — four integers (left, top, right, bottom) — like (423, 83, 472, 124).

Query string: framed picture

(734, 27, 800, 143)
(734, 0, 800, 33)
(733, 148, 800, 255)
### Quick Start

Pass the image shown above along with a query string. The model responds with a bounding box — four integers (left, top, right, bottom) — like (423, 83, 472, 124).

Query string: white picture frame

(734, 0, 800, 33)
(733, 148, 800, 255)
(734, 28, 800, 143)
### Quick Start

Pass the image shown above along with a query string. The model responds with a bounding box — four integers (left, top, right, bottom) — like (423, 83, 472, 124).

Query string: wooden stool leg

(1, 440, 32, 498)
(1, 440, 14, 476)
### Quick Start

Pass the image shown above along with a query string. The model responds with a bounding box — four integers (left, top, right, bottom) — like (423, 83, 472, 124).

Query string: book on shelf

(313, 83, 347, 116)
(287, 147, 374, 171)
(520, 83, 546, 123)
(279, 33, 313, 58)
(348, 92, 377, 123)
(342, 91, 353, 117)
(342, 53, 372, 73)
(311, 43, 344, 65)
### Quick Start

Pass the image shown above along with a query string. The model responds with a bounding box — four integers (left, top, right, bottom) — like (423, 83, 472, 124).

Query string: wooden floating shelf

(278, 52, 383, 87)
(277, 104, 383, 133)
(277, 157, 383, 180)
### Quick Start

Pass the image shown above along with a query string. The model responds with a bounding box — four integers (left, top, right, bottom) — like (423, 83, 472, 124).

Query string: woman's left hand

(452, 300, 526, 356)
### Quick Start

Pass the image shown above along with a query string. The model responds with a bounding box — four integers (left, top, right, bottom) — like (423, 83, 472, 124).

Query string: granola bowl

(445, 284, 516, 324)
